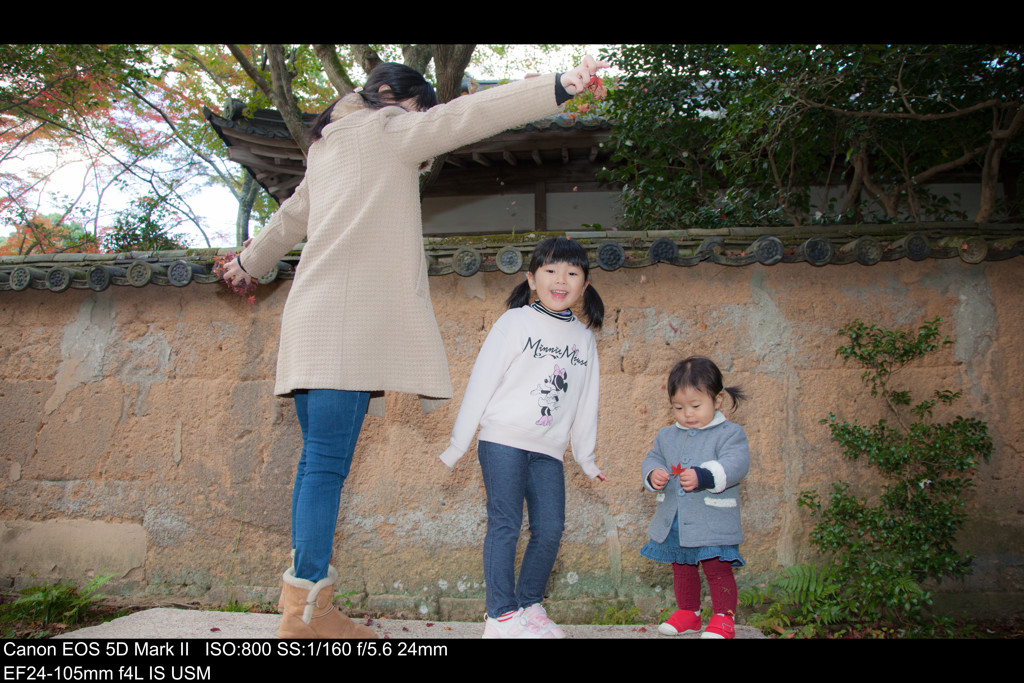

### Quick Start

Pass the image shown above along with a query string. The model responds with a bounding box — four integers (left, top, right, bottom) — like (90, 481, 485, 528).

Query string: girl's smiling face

(670, 386, 724, 429)
(527, 260, 589, 313)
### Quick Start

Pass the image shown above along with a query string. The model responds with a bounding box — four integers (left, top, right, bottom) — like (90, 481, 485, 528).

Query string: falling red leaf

(671, 463, 685, 478)
(586, 76, 607, 100)
(210, 627, 221, 632)
(426, 622, 434, 627)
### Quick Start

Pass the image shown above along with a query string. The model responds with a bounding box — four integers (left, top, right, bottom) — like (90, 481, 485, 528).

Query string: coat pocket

(704, 495, 740, 535)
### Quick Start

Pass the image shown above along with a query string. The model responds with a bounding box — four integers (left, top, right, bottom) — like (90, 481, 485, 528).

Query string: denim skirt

(640, 513, 745, 567)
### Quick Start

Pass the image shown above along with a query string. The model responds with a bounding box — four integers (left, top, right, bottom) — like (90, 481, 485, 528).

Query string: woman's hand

(222, 257, 254, 287)
(560, 55, 610, 96)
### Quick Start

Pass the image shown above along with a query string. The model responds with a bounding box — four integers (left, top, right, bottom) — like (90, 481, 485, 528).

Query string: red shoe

(657, 609, 702, 636)
(701, 613, 735, 639)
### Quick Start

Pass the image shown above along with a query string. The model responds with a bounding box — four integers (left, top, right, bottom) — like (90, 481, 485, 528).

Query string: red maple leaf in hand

(586, 75, 607, 100)
(671, 463, 685, 478)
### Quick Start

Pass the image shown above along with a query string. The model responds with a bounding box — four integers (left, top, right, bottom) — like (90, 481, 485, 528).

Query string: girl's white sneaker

(482, 608, 557, 639)
(522, 603, 566, 638)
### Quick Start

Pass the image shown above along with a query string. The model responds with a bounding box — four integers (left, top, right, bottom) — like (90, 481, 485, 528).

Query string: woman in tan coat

(224, 56, 609, 638)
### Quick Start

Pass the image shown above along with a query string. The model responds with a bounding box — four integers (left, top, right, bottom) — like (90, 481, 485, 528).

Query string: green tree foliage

(1, 45, 150, 229)
(101, 196, 189, 252)
(0, 44, 152, 142)
(1, 44, 227, 247)
(3, 44, 581, 248)
(601, 44, 1024, 229)
(3, 44, 486, 248)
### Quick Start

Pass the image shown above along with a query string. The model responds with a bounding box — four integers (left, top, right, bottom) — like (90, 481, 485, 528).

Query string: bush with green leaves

(744, 318, 991, 635)
(806, 318, 991, 627)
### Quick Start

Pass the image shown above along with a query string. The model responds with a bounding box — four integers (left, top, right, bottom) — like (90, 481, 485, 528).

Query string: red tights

(672, 559, 737, 615)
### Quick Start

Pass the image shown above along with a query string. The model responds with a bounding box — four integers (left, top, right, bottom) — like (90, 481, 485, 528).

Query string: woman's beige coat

(238, 73, 565, 416)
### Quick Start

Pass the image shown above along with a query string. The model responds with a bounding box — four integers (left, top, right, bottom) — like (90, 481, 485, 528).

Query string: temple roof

(3, 225, 1022, 293)
(204, 101, 616, 204)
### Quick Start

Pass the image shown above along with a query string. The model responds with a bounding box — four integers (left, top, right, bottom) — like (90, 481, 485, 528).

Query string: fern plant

(12, 574, 113, 626)
(799, 318, 991, 629)
(740, 564, 845, 637)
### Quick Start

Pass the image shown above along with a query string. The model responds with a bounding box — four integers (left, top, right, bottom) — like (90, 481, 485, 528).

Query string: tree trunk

(267, 45, 310, 158)
(313, 44, 357, 97)
(852, 149, 896, 219)
(350, 45, 382, 75)
(419, 45, 476, 195)
(432, 44, 476, 104)
(842, 149, 866, 219)
(401, 45, 433, 74)
(976, 104, 1024, 223)
(235, 173, 260, 246)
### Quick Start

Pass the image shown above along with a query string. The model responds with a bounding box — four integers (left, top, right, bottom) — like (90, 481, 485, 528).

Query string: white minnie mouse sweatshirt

(439, 304, 602, 478)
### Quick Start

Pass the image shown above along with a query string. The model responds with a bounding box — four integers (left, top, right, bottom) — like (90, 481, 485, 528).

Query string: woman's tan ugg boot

(277, 549, 294, 614)
(277, 566, 376, 639)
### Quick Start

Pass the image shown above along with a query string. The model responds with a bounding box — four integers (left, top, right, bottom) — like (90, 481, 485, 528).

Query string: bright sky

(9, 45, 616, 250)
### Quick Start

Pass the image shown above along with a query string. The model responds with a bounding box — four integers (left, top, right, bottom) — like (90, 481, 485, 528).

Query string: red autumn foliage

(586, 75, 608, 100)
(212, 252, 258, 304)
(0, 215, 101, 256)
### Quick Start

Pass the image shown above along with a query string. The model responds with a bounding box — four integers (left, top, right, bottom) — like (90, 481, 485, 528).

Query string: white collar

(674, 410, 726, 431)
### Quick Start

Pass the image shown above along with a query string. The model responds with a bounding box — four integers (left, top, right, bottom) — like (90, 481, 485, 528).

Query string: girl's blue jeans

(291, 389, 369, 582)
(477, 441, 565, 618)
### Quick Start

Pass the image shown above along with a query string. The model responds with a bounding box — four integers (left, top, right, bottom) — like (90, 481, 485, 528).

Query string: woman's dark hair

(505, 237, 604, 329)
(360, 62, 437, 112)
(667, 356, 746, 410)
(308, 62, 438, 143)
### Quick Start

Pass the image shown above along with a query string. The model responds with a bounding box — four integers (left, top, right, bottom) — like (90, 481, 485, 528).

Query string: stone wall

(1, 257, 1021, 619)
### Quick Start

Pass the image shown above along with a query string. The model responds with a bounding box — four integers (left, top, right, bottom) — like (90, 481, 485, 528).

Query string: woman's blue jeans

(291, 389, 369, 582)
(477, 441, 565, 618)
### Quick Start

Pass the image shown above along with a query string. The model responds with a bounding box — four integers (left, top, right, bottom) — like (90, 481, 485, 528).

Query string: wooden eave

(204, 104, 617, 204)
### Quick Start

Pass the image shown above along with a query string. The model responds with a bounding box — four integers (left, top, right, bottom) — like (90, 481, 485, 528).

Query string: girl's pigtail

(582, 285, 604, 330)
(505, 280, 532, 310)
(723, 385, 747, 411)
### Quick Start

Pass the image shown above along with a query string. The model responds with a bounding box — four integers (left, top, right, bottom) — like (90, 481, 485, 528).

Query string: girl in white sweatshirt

(440, 237, 608, 638)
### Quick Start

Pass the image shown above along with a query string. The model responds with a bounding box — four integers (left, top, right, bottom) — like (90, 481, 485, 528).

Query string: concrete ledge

(0, 519, 146, 591)
(54, 607, 768, 639)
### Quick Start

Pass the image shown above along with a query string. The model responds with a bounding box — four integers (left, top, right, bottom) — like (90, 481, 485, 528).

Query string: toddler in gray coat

(641, 356, 750, 639)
